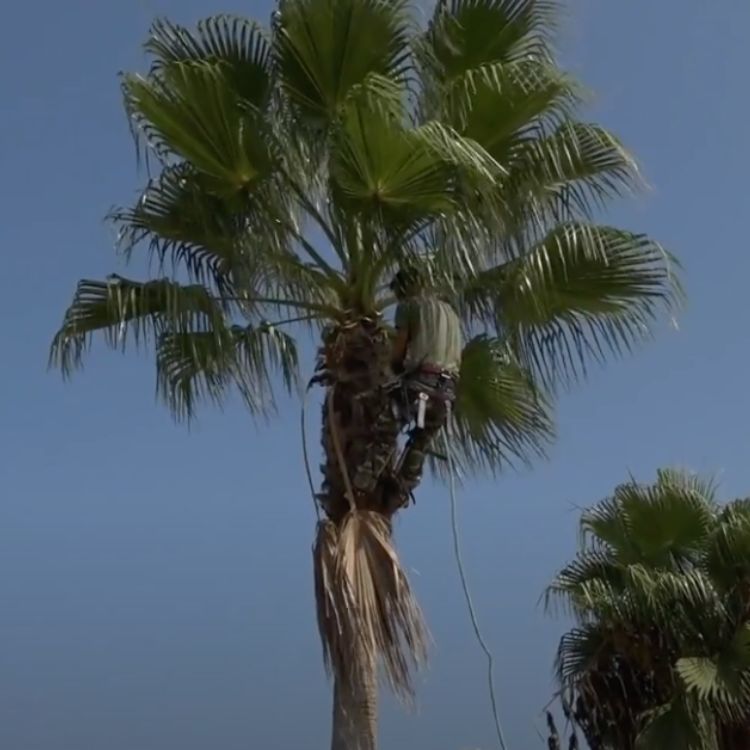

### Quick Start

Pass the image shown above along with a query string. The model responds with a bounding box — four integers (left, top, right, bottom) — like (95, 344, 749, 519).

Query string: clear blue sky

(2, 1, 749, 748)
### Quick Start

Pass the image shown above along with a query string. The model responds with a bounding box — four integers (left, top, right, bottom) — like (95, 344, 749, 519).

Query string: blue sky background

(2, 1, 749, 748)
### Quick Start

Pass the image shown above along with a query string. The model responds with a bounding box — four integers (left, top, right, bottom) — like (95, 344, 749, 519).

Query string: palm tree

(548, 470, 750, 750)
(50, 2, 679, 747)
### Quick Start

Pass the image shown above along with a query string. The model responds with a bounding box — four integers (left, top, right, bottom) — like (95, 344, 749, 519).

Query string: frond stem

(216, 295, 340, 319)
(281, 169, 348, 269)
(263, 313, 322, 327)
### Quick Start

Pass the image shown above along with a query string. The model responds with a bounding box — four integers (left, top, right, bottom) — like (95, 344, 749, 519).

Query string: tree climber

(351, 268, 463, 509)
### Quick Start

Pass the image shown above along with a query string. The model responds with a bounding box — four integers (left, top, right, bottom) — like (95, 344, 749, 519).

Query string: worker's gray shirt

(394, 297, 463, 375)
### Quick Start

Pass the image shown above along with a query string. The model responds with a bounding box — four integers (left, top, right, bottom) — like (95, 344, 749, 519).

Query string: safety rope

(326, 384, 356, 512)
(444, 431, 510, 750)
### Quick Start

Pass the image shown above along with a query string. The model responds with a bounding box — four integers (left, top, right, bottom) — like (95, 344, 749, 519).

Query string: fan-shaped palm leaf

(156, 323, 299, 419)
(463, 223, 680, 386)
(449, 334, 553, 471)
(145, 16, 273, 108)
(124, 60, 274, 184)
(50, 275, 227, 375)
(276, 0, 413, 124)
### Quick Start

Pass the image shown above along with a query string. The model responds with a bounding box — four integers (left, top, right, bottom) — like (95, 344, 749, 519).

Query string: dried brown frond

(313, 512, 429, 704)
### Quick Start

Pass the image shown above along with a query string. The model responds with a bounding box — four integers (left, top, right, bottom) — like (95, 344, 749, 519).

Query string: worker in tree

(352, 268, 463, 507)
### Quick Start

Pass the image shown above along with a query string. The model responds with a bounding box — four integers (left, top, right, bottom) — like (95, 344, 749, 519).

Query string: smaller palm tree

(548, 470, 750, 750)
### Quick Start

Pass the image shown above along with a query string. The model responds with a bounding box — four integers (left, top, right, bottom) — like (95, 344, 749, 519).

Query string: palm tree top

(50, 0, 682, 473)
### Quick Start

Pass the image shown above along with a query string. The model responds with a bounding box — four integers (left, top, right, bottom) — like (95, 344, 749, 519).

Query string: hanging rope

(444, 431, 510, 750)
(327, 384, 356, 512)
(300, 378, 357, 520)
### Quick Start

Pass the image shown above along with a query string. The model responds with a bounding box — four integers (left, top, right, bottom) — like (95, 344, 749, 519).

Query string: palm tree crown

(51, 0, 679, 468)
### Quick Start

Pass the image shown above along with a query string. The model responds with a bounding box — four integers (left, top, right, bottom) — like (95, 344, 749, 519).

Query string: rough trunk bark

(318, 317, 398, 522)
(330, 650, 378, 750)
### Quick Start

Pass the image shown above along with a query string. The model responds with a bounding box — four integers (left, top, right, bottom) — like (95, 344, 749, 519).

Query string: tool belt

(403, 365, 457, 403)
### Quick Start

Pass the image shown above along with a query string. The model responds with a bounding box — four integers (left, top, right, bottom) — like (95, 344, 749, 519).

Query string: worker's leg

(398, 397, 447, 493)
(351, 400, 403, 494)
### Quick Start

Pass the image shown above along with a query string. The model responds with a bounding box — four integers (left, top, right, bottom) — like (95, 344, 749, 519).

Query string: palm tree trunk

(331, 650, 378, 750)
(315, 318, 425, 750)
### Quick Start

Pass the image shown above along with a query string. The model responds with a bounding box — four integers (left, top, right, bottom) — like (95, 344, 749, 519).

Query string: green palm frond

(555, 624, 609, 683)
(578, 494, 635, 555)
(443, 60, 580, 155)
(330, 98, 456, 222)
(503, 122, 641, 228)
(720, 497, 750, 522)
(156, 322, 299, 419)
(108, 161, 315, 299)
(704, 506, 750, 593)
(676, 654, 750, 721)
(427, 0, 557, 79)
(546, 550, 624, 613)
(415, 119, 505, 186)
(422, 0, 570, 143)
(156, 329, 235, 416)
(579, 473, 715, 565)
(636, 697, 716, 750)
(275, 0, 413, 124)
(145, 16, 273, 108)
(123, 61, 274, 184)
(656, 467, 719, 505)
(449, 335, 553, 472)
(110, 165, 249, 289)
(465, 223, 681, 387)
(330, 116, 502, 279)
(50, 275, 227, 376)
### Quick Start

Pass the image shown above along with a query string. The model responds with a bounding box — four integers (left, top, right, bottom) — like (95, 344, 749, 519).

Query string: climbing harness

(393, 369, 457, 474)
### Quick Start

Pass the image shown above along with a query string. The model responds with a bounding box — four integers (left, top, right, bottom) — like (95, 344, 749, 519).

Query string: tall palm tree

(548, 470, 750, 750)
(50, 2, 679, 747)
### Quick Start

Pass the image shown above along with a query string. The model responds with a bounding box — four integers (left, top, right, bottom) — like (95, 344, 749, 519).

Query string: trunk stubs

(318, 318, 396, 522)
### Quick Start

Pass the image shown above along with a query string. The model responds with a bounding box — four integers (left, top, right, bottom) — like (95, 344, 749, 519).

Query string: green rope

(444, 431, 510, 750)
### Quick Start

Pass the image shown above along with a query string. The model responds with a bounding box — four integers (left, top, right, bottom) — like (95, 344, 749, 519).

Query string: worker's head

(389, 267, 422, 300)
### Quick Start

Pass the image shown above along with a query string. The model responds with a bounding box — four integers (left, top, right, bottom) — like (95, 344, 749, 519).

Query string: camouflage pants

(352, 371, 455, 495)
